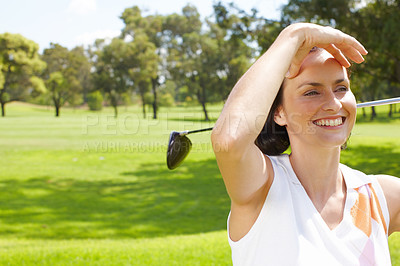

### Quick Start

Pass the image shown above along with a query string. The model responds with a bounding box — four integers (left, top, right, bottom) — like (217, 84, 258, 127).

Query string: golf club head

(167, 131, 192, 170)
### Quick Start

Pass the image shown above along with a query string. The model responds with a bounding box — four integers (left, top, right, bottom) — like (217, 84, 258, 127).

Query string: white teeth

(314, 117, 343, 127)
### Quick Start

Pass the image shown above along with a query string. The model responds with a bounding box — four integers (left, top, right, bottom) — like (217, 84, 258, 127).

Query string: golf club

(167, 97, 400, 170)
(166, 127, 213, 170)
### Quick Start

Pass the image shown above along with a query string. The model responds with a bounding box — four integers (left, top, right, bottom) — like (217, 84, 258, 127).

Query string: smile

(313, 117, 345, 127)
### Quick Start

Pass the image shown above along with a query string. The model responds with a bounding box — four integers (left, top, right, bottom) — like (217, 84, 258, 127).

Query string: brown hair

(255, 84, 290, 155)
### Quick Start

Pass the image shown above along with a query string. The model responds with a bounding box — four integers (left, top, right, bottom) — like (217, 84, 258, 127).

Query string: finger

(326, 26, 368, 56)
(318, 26, 368, 62)
(335, 44, 365, 64)
(343, 35, 368, 55)
(324, 44, 351, 68)
(286, 48, 311, 79)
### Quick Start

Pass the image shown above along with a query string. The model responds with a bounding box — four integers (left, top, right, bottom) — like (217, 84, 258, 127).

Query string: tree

(129, 32, 158, 118)
(165, 3, 262, 120)
(163, 6, 202, 102)
(121, 6, 162, 119)
(46, 71, 68, 116)
(136, 79, 151, 117)
(164, 5, 224, 121)
(186, 32, 222, 121)
(42, 43, 89, 116)
(209, 2, 257, 98)
(354, 0, 400, 118)
(281, 0, 358, 27)
(91, 38, 145, 117)
(69, 46, 92, 104)
(0, 33, 46, 116)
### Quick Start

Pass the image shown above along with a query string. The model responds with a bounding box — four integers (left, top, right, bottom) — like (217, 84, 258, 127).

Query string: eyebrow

(297, 79, 347, 89)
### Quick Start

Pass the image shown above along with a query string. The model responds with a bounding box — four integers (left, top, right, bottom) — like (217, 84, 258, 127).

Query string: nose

(322, 91, 342, 112)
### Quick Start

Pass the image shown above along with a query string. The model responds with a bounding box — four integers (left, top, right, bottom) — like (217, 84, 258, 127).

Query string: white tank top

(228, 154, 391, 266)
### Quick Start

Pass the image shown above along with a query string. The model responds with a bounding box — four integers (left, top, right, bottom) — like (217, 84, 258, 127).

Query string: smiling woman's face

(274, 49, 357, 150)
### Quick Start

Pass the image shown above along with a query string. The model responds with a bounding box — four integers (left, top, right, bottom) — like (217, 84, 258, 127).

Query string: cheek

(282, 97, 316, 125)
(343, 92, 357, 118)
(285, 102, 319, 123)
(341, 93, 357, 134)
(283, 107, 315, 135)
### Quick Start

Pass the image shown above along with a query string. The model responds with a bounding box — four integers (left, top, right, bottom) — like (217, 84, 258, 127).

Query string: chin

(316, 136, 349, 149)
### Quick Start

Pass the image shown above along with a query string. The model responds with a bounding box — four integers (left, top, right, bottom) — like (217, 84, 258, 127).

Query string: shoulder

(339, 163, 374, 188)
(342, 165, 400, 235)
(340, 163, 389, 202)
(375, 174, 400, 204)
(376, 174, 400, 235)
(340, 164, 397, 233)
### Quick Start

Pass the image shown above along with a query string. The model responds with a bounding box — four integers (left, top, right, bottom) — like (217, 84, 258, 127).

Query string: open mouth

(313, 117, 346, 127)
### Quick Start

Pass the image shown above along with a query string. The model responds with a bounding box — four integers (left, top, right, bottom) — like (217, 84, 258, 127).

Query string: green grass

(0, 102, 399, 265)
(0, 232, 230, 265)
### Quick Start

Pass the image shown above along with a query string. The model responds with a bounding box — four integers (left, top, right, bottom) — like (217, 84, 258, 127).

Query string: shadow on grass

(0, 158, 230, 240)
(341, 144, 400, 176)
(3, 144, 397, 241)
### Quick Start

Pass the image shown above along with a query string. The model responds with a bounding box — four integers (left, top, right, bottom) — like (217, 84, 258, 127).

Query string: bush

(184, 96, 197, 107)
(1, 92, 10, 103)
(87, 91, 103, 111)
(159, 93, 175, 107)
(144, 92, 153, 105)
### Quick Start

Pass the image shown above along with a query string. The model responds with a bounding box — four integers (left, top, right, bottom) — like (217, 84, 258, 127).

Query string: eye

(304, 90, 319, 96)
(335, 86, 348, 92)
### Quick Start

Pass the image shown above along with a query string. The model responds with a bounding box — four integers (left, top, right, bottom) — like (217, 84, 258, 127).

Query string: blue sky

(0, 0, 288, 52)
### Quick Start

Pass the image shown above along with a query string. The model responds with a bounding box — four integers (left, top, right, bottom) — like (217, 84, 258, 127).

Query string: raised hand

(283, 23, 368, 78)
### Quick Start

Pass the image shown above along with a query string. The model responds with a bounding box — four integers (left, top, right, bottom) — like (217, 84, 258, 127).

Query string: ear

(274, 106, 287, 126)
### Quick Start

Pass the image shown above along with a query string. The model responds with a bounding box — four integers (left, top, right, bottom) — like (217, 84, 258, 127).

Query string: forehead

(288, 49, 349, 87)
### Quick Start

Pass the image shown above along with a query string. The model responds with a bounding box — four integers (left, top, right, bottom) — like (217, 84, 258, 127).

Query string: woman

(211, 23, 400, 265)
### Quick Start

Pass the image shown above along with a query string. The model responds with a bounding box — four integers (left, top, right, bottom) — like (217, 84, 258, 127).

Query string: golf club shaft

(177, 97, 400, 135)
(356, 97, 400, 108)
(180, 127, 214, 136)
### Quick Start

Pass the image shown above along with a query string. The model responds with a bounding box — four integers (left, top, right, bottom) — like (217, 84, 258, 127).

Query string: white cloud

(67, 0, 97, 15)
(74, 29, 121, 47)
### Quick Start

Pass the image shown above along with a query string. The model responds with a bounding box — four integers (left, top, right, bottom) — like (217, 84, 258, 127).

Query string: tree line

(1, 0, 399, 119)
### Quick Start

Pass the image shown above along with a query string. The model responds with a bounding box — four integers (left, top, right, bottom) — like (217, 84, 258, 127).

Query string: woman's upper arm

(377, 174, 400, 235)
(211, 133, 274, 207)
(212, 136, 274, 241)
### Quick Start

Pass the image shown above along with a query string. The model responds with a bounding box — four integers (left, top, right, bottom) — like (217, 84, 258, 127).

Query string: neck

(289, 143, 344, 203)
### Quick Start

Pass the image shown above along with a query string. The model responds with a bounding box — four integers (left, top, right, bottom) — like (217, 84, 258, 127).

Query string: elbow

(211, 127, 244, 160)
